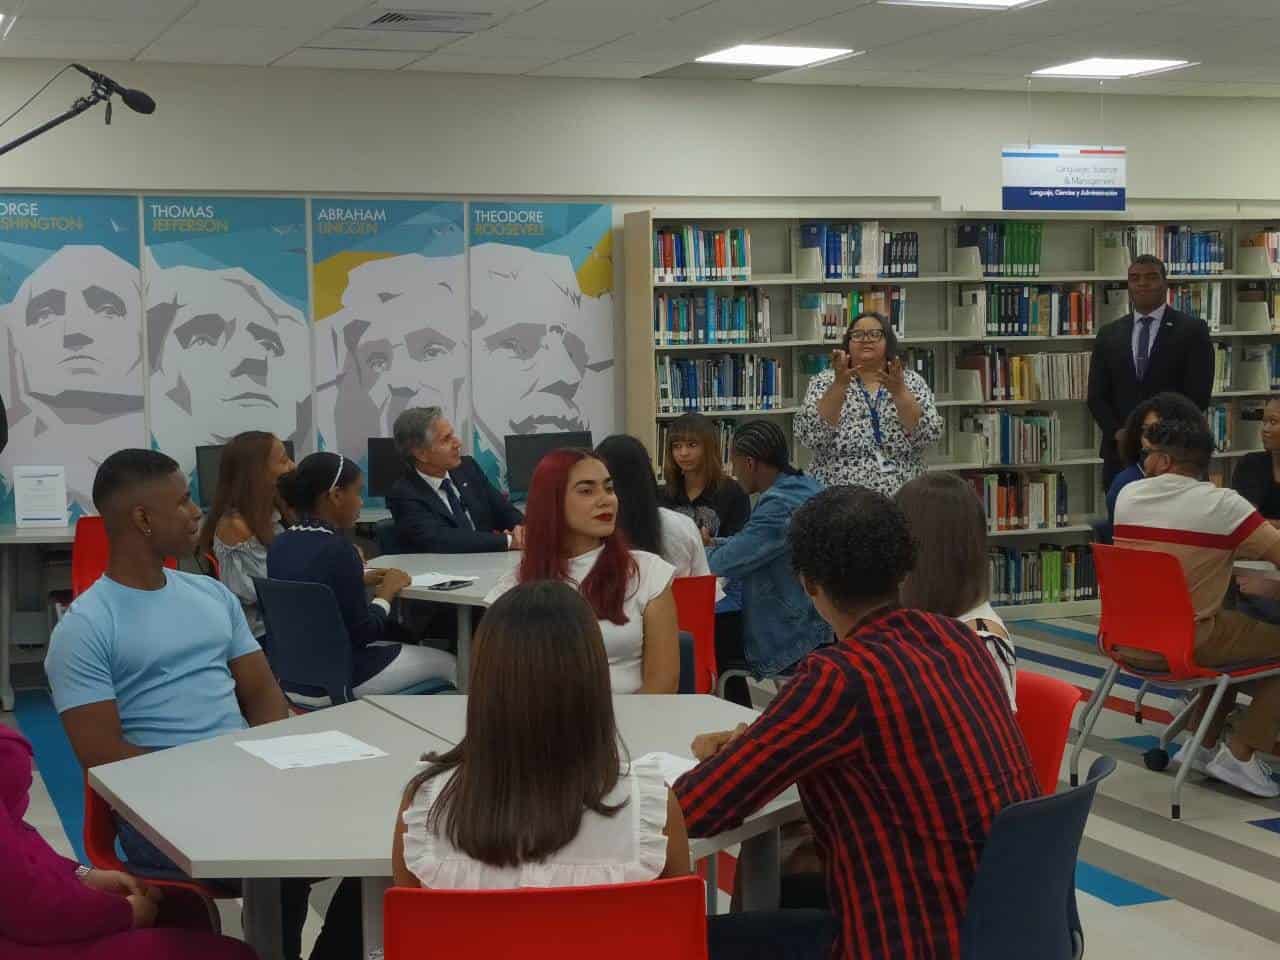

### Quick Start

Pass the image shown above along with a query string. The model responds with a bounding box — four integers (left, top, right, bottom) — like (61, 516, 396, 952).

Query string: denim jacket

(708, 473, 831, 676)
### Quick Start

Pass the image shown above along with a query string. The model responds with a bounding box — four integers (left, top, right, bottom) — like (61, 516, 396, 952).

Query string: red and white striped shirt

(674, 608, 1038, 959)
(1114, 472, 1280, 644)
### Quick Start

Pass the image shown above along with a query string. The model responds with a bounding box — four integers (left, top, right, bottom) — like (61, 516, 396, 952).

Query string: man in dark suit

(386, 406, 524, 554)
(1087, 254, 1214, 487)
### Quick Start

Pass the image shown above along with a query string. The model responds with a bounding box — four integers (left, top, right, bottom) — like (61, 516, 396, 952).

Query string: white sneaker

(1205, 743, 1280, 799)
(1170, 740, 1214, 774)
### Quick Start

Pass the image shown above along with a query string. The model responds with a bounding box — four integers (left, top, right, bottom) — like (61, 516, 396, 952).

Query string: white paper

(637, 751, 699, 786)
(236, 731, 388, 770)
(13, 465, 68, 528)
(410, 573, 478, 589)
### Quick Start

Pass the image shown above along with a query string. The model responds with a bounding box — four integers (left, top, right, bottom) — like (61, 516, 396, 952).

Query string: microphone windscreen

(121, 87, 156, 115)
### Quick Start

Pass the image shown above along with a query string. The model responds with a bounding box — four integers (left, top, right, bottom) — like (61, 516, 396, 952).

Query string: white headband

(329, 455, 344, 491)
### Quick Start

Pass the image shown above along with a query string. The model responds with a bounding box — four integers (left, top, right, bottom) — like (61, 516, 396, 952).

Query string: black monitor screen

(195, 439, 295, 509)
(504, 432, 593, 497)
(367, 438, 402, 499)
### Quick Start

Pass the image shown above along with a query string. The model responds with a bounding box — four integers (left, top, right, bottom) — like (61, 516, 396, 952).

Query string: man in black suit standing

(386, 406, 524, 553)
(1087, 254, 1214, 486)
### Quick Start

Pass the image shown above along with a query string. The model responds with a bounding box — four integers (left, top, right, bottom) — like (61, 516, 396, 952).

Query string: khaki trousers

(1196, 610, 1280, 753)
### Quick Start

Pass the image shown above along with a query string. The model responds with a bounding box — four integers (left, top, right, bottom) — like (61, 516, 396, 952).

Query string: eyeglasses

(847, 329, 885, 343)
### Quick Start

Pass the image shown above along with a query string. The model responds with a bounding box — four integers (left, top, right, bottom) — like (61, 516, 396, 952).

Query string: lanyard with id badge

(855, 378, 896, 475)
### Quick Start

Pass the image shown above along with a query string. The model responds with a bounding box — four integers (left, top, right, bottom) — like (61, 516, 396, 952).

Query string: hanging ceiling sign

(1001, 144, 1126, 211)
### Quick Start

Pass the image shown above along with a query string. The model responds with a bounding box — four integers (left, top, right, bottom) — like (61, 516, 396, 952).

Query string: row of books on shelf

(653, 226, 752, 283)
(798, 287, 906, 342)
(1168, 281, 1224, 330)
(1243, 229, 1280, 271)
(957, 348, 1091, 402)
(656, 420, 735, 474)
(990, 545, 1097, 607)
(967, 471, 1070, 532)
(656, 355, 786, 414)
(797, 222, 920, 279)
(797, 347, 938, 391)
(959, 410, 1064, 466)
(1098, 225, 1225, 275)
(1209, 403, 1235, 452)
(653, 288, 773, 345)
(960, 283, 1096, 337)
(956, 222, 1045, 278)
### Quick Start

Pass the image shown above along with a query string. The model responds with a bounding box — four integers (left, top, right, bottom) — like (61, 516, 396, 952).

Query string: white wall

(1, 59, 1279, 210)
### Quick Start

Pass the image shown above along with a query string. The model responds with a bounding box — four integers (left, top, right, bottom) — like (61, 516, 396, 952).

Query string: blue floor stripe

(1022, 619, 1099, 645)
(14, 690, 85, 862)
(1251, 817, 1280, 834)
(1075, 860, 1169, 906)
(1114, 735, 1162, 750)
(1015, 646, 1183, 700)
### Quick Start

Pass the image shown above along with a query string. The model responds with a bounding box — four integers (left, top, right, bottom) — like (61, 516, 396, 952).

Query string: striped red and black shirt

(674, 608, 1038, 960)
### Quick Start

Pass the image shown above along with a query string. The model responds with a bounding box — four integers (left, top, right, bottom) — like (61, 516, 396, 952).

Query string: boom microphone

(71, 63, 156, 115)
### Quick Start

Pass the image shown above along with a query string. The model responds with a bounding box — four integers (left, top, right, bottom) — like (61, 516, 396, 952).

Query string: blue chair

(253, 577, 450, 709)
(960, 754, 1117, 960)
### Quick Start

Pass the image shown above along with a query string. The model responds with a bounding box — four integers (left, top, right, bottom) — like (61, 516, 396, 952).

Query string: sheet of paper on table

(637, 751, 700, 786)
(410, 573, 479, 589)
(236, 731, 389, 770)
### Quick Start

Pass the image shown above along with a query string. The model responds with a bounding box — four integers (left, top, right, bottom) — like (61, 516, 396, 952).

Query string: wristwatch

(75, 864, 93, 880)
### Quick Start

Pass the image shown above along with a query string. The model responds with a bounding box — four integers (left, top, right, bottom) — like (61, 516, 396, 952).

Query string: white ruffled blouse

(400, 755, 670, 889)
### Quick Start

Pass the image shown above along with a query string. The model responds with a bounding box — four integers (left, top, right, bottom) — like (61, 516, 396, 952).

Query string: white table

(366, 693, 805, 913)
(367, 552, 519, 691)
(357, 507, 391, 524)
(1235, 560, 1280, 581)
(0, 523, 77, 711)
(89, 701, 447, 960)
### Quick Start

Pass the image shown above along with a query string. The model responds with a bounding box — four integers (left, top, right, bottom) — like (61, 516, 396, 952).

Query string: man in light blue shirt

(43, 450, 362, 960)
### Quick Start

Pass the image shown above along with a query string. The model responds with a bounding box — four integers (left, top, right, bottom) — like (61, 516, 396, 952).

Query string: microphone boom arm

(0, 82, 111, 159)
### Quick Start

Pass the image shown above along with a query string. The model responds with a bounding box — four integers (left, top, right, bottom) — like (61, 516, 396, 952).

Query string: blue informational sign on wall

(1002, 145, 1127, 212)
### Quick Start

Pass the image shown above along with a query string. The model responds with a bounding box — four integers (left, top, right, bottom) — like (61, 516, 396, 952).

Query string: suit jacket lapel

(1118, 314, 1137, 381)
(1143, 313, 1178, 379)
(412, 471, 459, 526)
(449, 468, 479, 526)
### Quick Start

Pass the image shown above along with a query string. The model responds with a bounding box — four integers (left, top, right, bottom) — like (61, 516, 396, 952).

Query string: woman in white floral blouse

(795, 311, 943, 496)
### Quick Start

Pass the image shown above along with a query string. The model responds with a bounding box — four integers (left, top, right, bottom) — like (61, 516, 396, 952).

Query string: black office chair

(960, 754, 1116, 960)
(253, 577, 449, 709)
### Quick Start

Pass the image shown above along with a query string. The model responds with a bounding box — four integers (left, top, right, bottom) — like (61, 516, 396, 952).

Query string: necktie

(1134, 316, 1154, 381)
(441, 478, 474, 530)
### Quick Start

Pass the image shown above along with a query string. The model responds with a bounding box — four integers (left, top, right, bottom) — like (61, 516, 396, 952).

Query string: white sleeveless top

(961, 601, 1017, 712)
(401, 755, 669, 889)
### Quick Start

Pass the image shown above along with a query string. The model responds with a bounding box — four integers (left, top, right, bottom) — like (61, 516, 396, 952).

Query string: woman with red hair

(485, 449, 680, 693)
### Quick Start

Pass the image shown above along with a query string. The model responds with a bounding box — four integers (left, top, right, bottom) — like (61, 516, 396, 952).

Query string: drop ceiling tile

(440, 28, 605, 59)
(378, 0, 543, 13)
(527, 60, 675, 79)
(496, 0, 673, 45)
(668, 0, 873, 37)
(405, 52, 554, 74)
(138, 24, 313, 65)
(3, 15, 167, 43)
(767, 1, 993, 49)
(0, 36, 154, 60)
(273, 47, 420, 69)
(1161, 0, 1280, 15)
(24, 0, 190, 19)
(180, 0, 368, 28)
(566, 22, 758, 64)
(306, 28, 460, 53)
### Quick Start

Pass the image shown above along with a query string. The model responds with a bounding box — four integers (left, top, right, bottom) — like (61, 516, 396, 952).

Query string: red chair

(672, 575, 717, 694)
(1014, 670, 1083, 796)
(1069, 543, 1280, 819)
(83, 780, 232, 932)
(384, 877, 708, 959)
(71, 516, 177, 598)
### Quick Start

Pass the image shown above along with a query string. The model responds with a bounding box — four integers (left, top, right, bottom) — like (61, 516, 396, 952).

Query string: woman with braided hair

(706, 421, 831, 705)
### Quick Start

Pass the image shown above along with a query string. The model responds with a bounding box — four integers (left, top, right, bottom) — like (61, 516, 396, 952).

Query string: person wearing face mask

(1115, 419, 1280, 798)
(484, 449, 679, 694)
(1088, 255, 1214, 488)
(268, 452, 458, 708)
(795, 311, 942, 496)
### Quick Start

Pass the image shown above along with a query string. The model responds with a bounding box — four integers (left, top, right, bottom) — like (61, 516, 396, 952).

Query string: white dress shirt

(416, 468, 511, 547)
(1130, 302, 1167, 366)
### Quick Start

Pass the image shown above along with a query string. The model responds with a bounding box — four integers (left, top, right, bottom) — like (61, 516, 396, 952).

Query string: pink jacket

(0, 726, 132, 947)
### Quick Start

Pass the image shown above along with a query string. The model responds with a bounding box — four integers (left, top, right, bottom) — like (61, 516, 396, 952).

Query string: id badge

(874, 449, 894, 474)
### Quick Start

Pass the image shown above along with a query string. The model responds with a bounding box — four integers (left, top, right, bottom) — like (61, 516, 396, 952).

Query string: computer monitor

(195, 439, 295, 509)
(366, 437, 403, 499)
(504, 432, 593, 498)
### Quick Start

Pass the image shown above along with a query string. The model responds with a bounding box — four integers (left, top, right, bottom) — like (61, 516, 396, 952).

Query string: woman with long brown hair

(485, 449, 680, 694)
(392, 580, 690, 887)
(894, 472, 1016, 709)
(660, 413, 750, 542)
(197, 430, 294, 639)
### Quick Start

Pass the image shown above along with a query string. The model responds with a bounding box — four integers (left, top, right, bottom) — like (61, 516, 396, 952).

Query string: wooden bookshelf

(624, 209, 1280, 621)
